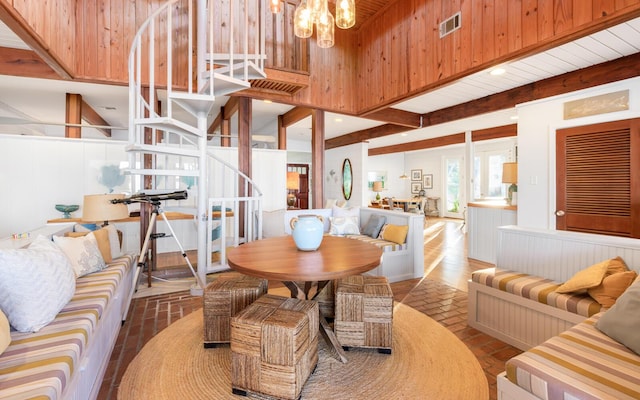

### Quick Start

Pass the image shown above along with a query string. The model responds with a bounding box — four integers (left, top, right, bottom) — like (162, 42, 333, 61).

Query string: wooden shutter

(556, 118, 640, 238)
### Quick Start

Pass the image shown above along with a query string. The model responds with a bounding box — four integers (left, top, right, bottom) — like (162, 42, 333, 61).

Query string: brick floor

(98, 277, 521, 400)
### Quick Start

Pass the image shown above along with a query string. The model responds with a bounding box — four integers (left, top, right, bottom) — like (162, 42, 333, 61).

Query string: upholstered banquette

(467, 226, 640, 400)
(0, 224, 135, 400)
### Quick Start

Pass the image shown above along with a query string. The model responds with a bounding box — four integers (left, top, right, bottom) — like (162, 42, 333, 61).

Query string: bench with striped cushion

(345, 234, 407, 252)
(472, 267, 602, 318)
(0, 254, 134, 399)
(505, 313, 640, 399)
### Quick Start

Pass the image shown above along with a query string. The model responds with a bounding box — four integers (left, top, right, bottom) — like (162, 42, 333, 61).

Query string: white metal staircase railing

(126, 0, 267, 293)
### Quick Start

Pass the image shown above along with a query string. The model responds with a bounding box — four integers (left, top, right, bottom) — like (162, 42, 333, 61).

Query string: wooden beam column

(221, 107, 231, 147)
(65, 93, 81, 138)
(277, 115, 286, 150)
(311, 109, 324, 209)
(238, 97, 252, 236)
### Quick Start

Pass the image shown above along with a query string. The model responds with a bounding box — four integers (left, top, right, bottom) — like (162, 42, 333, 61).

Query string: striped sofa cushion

(472, 268, 602, 317)
(346, 234, 407, 252)
(0, 254, 134, 400)
(506, 313, 640, 400)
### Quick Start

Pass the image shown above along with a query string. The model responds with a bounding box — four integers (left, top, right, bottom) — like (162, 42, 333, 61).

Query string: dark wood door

(556, 118, 640, 238)
(287, 163, 309, 209)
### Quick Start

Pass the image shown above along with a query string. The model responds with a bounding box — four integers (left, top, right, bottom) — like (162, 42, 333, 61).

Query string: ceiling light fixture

(278, 0, 355, 49)
(490, 67, 506, 76)
(269, 0, 281, 13)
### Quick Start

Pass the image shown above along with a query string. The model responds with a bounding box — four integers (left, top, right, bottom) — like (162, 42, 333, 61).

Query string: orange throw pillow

(588, 270, 638, 308)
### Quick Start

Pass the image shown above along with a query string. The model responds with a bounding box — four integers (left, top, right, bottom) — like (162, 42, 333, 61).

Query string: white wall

(517, 76, 640, 229)
(0, 135, 286, 239)
(325, 143, 368, 207)
(367, 152, 407, 199)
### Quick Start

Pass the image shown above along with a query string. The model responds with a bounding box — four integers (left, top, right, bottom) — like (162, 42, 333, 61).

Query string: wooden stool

(335, 275, 393, 353)
(203, 273, 267, 348)
(231, 294, 319, 400)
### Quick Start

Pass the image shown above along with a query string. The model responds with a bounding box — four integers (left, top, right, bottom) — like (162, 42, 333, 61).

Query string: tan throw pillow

(588, 270, 638, 308)
(0, 309, 10, 355)
(91, 228, 113, 263)
(378, 224, 409, 245)
(555, 259, 610, 294)
(603, 256, 629, 275)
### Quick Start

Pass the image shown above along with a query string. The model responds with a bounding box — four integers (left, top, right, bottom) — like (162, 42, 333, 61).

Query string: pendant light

(335, 0, 355, 29)
(316, 8, 335, 49)
(294, 1, 313, 38)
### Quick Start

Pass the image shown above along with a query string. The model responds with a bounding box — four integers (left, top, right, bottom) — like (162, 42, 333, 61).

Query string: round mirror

(342, 158, 352, 200)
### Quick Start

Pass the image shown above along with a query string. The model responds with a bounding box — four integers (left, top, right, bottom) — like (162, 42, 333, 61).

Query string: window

(473, 150, 508, 200)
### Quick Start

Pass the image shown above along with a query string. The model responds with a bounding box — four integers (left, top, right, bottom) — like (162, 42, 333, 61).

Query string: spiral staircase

(126, 0, 267, 294)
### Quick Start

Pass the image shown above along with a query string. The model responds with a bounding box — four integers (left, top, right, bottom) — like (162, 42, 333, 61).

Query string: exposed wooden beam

(325, 124, 412, 149)
(362, 108, 421, 128)
(0, 47, 59, 79)
(65, 93, 81, 138)
(368, 133, 466, 156)
(0, 4, 72, 79)
(81, 99, 111, 137)
(223, 97, 240, 119)
(277, 115, 286, 150)
(472, 124, 517, 142)
(282, 106, 312, 127)
(311, 110, 324, 209)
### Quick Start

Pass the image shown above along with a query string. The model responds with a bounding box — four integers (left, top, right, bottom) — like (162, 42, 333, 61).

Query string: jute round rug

(118, 303, 488, 399)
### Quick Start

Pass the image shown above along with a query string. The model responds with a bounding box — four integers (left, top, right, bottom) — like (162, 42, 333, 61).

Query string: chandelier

(270, 0, 356, 49)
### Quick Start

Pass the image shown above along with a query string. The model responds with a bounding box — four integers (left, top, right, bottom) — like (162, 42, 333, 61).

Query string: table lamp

(286, 172, 300, 208)
(372, 181, 383, 201)
(82, 194, 130, 226)
(502, 162, 518, 205)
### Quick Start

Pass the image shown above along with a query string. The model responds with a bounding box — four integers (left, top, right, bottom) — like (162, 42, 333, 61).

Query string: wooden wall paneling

(494, 0, 509, 57)
(538, 0, 555, 40)
(122, 0, 137, 81)
(450, 0, 462, 73)
(97, 0, 112, 79)
(521, 0, 539, 47)
(110, 0, 125, 81)
(573, 0, 592, 25)
(458, 0, 473, 73)
(554, 0, 574, 34)
(408, 0, 428, 89)
(482, 0, 495, 63)
(507, 0, 523, 52)
(594, 0, 617, 18)
(440, 0, 453, 78)
(470, 0, 484, 66)
(428, 0, 441, 82)
(83, 1, 99, 78)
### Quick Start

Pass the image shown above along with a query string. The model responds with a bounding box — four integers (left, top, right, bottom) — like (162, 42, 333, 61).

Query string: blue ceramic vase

(289, 215, 324, 251)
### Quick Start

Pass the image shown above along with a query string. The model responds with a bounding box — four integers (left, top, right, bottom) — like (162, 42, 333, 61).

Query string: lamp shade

(286, 172, 300, 190)
(502, 162, 518, 184)
(372, 181, 383, 192)
(82, 194, 129, 223)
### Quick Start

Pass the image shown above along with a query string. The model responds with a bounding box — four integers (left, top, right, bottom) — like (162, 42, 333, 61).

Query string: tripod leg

(158, 211, 207, 289)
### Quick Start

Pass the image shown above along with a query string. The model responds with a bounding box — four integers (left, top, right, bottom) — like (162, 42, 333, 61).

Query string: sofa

(467, 226, 640, 399)
(262, 206, 424, 283)
(0, 223, 135, 400)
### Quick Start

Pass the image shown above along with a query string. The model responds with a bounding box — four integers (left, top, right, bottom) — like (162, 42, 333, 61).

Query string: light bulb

(335, 0, 355, 29)
(269, 0, 280, 13)
(316, 10, 334, 48)
(294, 1, 313, 39)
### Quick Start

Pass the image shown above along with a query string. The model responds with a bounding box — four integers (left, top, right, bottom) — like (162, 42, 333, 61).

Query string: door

(443, 156, 464, 219)
(556, 118, 640, 238)
(287, 163, 309, 209)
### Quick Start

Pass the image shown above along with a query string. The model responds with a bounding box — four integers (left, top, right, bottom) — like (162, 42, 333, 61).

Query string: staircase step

(125, 169, 199, 177)
(206, 57, 268, 80)
(134, 117, 204, 137)
(199, 72, 252, 97)
(169, 92, 216, 116)
(126, 143, 200, 158)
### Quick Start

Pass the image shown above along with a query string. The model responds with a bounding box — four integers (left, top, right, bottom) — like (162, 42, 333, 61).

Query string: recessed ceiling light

(510, 115, 519, 120)
(334, 118, 343, 122)
(490, 67, 506, 76)
(400, 133, 408, 137)
(263, 99, 272, 104)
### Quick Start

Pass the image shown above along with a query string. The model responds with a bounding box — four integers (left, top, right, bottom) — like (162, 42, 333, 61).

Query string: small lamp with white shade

(502, 162, 518, 205)
(82, 194, 130, 226)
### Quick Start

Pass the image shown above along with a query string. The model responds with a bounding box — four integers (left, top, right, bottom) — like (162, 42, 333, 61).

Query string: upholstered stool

(231, 294, 319, 400)
(335, 275, 393, 353)
(203, 273, 267, 348)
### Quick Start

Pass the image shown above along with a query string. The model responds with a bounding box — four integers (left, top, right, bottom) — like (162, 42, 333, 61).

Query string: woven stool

(231, 294, 319, 400)
(335, 275, 393, 353)
(316, 280, 335, 318)
(203, 273, 268, 348)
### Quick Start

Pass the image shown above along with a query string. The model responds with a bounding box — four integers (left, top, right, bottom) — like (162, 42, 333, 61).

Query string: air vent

(439, 12, 461, 38)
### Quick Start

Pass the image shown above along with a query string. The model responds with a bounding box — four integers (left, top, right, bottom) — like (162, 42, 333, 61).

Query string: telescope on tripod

(121, 190, 206, 296)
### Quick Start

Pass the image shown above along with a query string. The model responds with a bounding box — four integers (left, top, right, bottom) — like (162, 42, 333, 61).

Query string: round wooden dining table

(227, 235, 383, 362)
